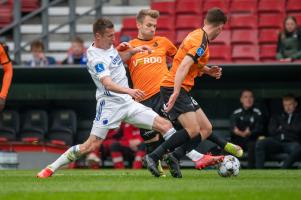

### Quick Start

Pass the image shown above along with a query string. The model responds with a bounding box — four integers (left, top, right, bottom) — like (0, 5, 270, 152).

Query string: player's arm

(119, 45, 152, 62)
(165, 56, 194, 112)
(201, 65, 222, 79)
(100, 76, 144, 101)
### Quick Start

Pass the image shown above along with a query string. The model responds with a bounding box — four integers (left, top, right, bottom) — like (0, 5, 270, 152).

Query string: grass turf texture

(0, 169, 301, 200)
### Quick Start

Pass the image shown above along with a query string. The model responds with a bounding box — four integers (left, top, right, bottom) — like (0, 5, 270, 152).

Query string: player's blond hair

(136, 9, 160, 23)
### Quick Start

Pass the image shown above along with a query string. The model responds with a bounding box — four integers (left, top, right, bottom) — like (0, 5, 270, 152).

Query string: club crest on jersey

(102, 118, 109, 125)
(95, 63, 105, 73)
(196, 47, 205, 57)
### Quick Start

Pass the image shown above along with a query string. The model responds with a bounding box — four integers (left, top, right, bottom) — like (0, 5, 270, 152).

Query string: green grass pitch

(0, 169, 301, 200)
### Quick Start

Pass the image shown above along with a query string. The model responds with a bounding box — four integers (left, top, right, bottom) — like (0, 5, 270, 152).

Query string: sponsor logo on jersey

(95, 63, 105, 73)
(133, 56, 162, 67)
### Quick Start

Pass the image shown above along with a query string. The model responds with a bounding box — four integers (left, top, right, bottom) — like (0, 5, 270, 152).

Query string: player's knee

(153, 116, 173, 134)
(186, 125, 200, 137)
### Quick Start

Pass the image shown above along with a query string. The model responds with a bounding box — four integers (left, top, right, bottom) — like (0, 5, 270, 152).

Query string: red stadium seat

(230, 13, 257, 29)
(230, 0, 257, 13)
(176, 0, 202, 14)
(232, 45, 259, 62)
(151, 1, 175, 15)
(211, 30, 231, 46)
(155, 30, 176, 43)
(203, 0, 229, 14)
(176, 30, 191, 45)
(258, 0, 286, 13)
(209, 45, 232, 62)
(21, 0, 40, 12)
(258, 13, 284, 29)
(291, 13, 301, 25)
(260, 44, 277, 61)
(157, 15, 175, 30)
(231, 30, 258, 45)
(176, 15, 202, 30)
(287, 0, 301, 13)
(0, 7, 13, 28)
(258, 29, 280, 44)
(121, 17, 137, 30)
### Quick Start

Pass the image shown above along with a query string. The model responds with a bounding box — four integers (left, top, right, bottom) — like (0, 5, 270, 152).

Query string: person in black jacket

(255, 94, 301, 169)
(230, 89, 264, 168)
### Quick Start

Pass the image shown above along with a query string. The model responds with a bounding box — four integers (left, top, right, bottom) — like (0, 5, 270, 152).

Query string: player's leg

(37, 134, 105, 178)
(110, 141, 125, 169)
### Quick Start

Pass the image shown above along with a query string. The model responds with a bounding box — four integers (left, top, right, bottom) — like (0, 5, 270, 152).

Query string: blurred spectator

(276, 16, 301, 62)
(62, 36, 87, 65)
(0, 42, 13, 112)
(255, 94, 301, 169)
(109, 123, 145, 169)
(25, 40, 56, 67)
(230, 89, 265, 168)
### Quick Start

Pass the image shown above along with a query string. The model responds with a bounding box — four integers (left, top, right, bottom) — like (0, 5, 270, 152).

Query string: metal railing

(0, 0, 104, 64)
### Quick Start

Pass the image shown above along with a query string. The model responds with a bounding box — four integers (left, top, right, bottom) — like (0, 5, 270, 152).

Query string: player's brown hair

(136, 9, 160, 23)
(205, 8, 227, 26)
(93, 17, 114, 35)
(30, 40, 44, 51)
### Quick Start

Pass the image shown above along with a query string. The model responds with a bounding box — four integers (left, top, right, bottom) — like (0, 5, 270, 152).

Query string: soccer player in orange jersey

(125, 9, 242, 177)
(144, 8, 243, 176)
(0, 42, 13, 112)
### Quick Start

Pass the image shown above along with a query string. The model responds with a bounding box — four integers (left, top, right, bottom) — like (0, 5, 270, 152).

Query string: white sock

(163, 128, 176, 140)
(49, 145, 81, 171)
(186, 150, 204, 162)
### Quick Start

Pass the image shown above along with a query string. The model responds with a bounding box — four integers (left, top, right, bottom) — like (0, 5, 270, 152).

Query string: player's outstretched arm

(202, 65, 222, 79)
(119, 45, 152, 62)
(0, 62, 13, 112)
(165, 55, 194, 112)
(101, 76, 145, 101)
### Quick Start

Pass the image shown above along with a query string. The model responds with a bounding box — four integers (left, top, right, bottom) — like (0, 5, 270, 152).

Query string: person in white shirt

(37, 17, 196, 178)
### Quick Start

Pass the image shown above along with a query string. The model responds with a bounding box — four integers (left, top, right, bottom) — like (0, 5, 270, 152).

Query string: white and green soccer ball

(217, 155, 240, 177)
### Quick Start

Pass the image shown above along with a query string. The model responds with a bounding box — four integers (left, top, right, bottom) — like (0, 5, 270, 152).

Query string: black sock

(149, 129, 191, 161)
(172, 135, 202, 160)
(145, 139, 164, 154)
(207, 132, 227, 149)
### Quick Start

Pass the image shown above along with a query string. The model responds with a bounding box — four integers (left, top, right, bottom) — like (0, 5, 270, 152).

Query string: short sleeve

(0, 44, 11, 65)
(186, 34, 208, 64)
(87, 50, 111, 79)
(163, 38, 177, 57)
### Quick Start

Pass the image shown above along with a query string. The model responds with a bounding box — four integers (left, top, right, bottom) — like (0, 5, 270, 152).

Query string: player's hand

(128, 89, 145, 101)
(165, 92, 179, 112)
(116, 42, 131, 51)
(132, 45, 152, 55)
(207, 66, 222, 79)
(0, 97, 6, 112)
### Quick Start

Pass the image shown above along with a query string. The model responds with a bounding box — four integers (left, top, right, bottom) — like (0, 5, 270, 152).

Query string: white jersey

(86, 44, 132, 102)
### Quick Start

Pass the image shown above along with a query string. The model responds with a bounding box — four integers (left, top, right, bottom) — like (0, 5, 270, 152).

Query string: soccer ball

(217, 155, 240, 177)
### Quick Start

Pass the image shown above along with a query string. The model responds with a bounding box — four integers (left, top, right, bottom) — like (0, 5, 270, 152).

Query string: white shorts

(90, 98, 158, 139)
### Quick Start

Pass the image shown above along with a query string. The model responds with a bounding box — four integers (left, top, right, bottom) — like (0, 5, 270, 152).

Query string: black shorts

(139, 93, 165, 141)
(160, 86, 200, 121)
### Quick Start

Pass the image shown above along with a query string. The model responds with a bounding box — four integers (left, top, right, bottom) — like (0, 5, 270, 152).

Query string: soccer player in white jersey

(37, 18, 196, 178)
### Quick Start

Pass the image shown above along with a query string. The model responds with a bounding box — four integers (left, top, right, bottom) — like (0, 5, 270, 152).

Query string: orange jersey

(161, 29, 209, 92)
(0, 43, 13, 99)
(127, 36, 177, 100)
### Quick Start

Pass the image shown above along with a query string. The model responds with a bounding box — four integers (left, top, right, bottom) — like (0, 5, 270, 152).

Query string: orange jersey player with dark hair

(0, 42, 13, 112)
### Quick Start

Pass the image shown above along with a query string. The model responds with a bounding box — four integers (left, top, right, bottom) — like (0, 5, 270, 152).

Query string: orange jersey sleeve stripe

(161, 29, 210, 92)
(127, 36, 177, 100)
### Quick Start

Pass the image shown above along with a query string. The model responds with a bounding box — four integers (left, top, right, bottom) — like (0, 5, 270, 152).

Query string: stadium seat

(47, 110, 77, 146)
(258, 29, 279, 44)
(292, 13, 301, 25)
(230, 0, 257, 13)
(176, 15, 202, 30)
(0, 110, 20, 142)
(258, 0, 286, 13)
(286, 0, 301, 13)
(19, 110, 48, 143)
(176, 30, 191, 45)
(21, 0, 40, 12)
(0, 7, 13, 28)
(260, 44, 277, 62)
(151, 1, 175, 15)
(258, 13, 284, 29)
(157, 15, 175, 30)
(75, 120, 92, 144)
(231, 30, 258, 45)
(155, 30, 176, 43)
(230, 13, 257, 29)
(211, 30, 231, 45)
(209, 45, 232, 62)
(121, 17, 137, 30)
(232, 45, 259, 62)
(203, 0, 229, 14)
(176, 0, 202, 14)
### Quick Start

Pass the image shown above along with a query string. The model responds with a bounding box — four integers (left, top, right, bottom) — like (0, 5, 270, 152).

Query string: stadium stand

(0, 110, 20, 142)
(176, 0, 202, 15)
